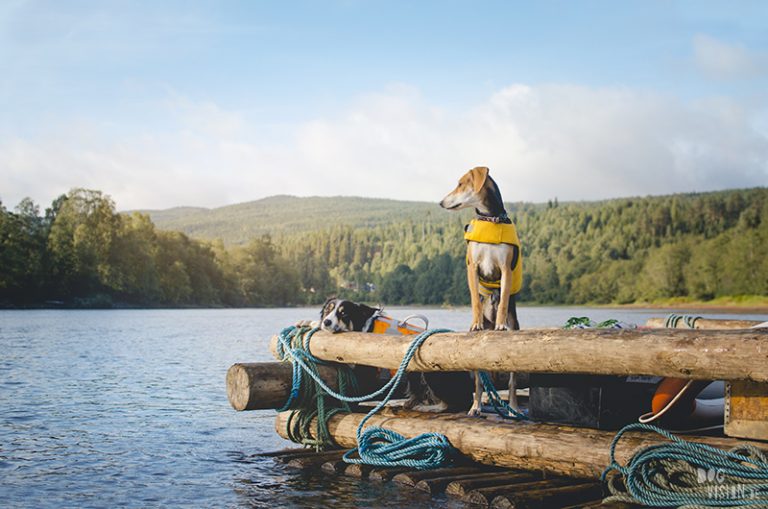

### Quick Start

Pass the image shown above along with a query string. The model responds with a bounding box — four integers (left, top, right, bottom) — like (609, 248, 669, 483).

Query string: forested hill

(2, 187, 767, 308)
(137, 195, 447, 243)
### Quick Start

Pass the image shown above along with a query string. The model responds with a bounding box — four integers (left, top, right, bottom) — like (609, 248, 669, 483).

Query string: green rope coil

(603, 423, 768, 508)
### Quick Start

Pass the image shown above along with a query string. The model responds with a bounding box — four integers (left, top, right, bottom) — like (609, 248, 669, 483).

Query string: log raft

(274, 408, 766, 479)
(268, 328, 768, 382)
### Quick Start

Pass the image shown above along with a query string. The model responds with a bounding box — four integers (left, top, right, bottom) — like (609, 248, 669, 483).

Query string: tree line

(1, 187, 766, 308)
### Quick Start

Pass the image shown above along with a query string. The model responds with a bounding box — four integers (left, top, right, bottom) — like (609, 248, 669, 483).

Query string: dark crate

(528, 374, 658, 430)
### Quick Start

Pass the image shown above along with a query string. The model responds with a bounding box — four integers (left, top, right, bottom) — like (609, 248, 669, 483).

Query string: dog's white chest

(469, 242, 512, 277)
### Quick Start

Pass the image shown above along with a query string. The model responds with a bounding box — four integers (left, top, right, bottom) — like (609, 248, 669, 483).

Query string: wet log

(344, 463, 373, 478)
(369, 467, 410, 482)
(646, 317, 763, 329)
(284, 450, 346, 469)
(416, 471, 534, 495)
(445, 472, 544, 498)
(320, 459, 348, 474)
(464, 479, 573, 507)
(392, 466, 492, 487)
(275, 409, 767, 478)
(491, 481, 603, 509)
(269, 328, 768, 382)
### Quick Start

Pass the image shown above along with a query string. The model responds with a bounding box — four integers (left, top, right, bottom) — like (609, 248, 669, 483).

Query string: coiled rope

(603, 423, 768, 508)
(275, 325, 456, 469)
(665, 313, 702, 329)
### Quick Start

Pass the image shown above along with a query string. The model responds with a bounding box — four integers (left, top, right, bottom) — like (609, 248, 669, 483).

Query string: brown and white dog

(440, 166, 521, 416)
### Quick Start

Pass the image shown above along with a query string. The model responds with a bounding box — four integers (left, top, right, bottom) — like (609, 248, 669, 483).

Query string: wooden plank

(725, 380, 768, 441)
(255, 447, 312, 457)
(275, 409, 768, 478)
(490, 482, 603, 509)
(269, 328, 768, 382)
(445, 472, 545, 498)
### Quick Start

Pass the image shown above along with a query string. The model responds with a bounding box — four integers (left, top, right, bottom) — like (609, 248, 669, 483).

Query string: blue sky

(1, 1, 767, 209)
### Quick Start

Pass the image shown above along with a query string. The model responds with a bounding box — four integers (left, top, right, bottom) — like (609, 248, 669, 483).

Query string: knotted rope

(603, 423, 768, 508)
(275, 325, 456, 469)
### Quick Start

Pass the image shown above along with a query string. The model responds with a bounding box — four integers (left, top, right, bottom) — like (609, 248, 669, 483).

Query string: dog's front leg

(467, 260, 483, 332)
(468, 371, 483, 416)
(494, 263, 513, 331)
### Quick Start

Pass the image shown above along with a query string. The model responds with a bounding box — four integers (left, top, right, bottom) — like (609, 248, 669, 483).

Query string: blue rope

(478, 372, 527, 420)
(603, 423, 768, 507)
(275, 326, 456, 469)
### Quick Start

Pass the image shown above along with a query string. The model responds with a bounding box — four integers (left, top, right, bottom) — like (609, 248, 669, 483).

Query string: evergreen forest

(1, 187, 767, 308)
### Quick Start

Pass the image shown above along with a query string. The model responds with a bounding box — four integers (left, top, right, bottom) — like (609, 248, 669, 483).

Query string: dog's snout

(323, 319, 332, 327)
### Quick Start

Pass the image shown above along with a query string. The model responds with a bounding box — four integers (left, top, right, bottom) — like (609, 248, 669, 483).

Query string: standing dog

(440, 166, 522, 416)
(319, 297, 472, 413)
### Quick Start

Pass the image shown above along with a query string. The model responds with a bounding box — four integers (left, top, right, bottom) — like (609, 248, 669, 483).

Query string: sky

(1, 0, 767, 210)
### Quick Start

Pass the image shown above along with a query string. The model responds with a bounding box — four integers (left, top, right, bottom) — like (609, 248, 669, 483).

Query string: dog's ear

(470, 167, 489, 193)
(320, 296, 337, 318)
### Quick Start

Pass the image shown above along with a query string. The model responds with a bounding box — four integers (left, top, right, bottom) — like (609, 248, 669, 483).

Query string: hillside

(138, 195, 448, 244)
(4, 187, 766, 308)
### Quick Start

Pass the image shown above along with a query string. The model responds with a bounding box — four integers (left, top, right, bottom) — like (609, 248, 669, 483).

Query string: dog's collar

(475, 212, 511, 224)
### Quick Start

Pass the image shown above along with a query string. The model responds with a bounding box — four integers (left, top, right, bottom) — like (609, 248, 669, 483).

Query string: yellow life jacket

(464, 219, 523, 296)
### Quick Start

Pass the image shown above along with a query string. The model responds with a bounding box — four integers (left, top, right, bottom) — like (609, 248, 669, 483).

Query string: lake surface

(1, 306, 766, 508)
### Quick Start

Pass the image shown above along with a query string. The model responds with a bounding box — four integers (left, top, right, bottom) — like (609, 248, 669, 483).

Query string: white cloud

(693, 34, 767, 79)
(1, 84, 767, 210)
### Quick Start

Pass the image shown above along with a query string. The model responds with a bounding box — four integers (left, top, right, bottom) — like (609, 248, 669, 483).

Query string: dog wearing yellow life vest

(440, 166, 522, 416)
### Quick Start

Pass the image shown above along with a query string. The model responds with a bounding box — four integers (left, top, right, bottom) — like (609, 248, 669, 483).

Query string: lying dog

(319, 297, 472, 413)
(440, 166, 522, 416)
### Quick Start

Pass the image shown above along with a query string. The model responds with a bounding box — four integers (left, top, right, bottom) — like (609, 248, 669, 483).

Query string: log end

(227, 363, 253, 411)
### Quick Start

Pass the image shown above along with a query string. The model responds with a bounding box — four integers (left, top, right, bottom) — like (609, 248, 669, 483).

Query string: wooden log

(226, 362, 339, 411)
(445, 472, 545, 498)
(269, 328, 768, 382)
(320, 459, 348, 474)
(275, 409, 768, 478)
(343, 463, 373, 478)
(255, 447, 311, 457)
(392, 466, 492, 487)
(646, 317, 763, 329)
(270, 448, 340, 463)
(491, 482, 603, 509)
(285, 450, 346, 469)
(416, 471, 534, 495)
(464, 479, 573, 507)
(369, 467, 410, 482)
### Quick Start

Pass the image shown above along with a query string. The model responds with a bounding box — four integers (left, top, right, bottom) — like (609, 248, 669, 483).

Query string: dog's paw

(494, 323, 509, 331)
(466, 404, 482, 417)
(295, 319, 320, 328)
(470, 322, 484, 332)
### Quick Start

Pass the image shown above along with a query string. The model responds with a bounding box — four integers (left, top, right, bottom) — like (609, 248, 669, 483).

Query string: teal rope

(275, 326, 456, 469)
(603, 423, 768, 508)
(478, 372, 527, 420)
(665, 313, 702, 329)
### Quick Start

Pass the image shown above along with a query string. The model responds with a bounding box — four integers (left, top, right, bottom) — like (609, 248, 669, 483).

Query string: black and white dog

(319, 297, 472, 413)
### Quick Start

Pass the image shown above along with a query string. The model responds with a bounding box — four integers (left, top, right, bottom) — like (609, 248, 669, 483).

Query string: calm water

(1, 306, 766, 508)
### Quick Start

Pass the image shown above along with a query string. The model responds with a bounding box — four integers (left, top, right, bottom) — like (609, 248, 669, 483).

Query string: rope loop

(603, 423, 768, 508)
(275, 325, 457, 469)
